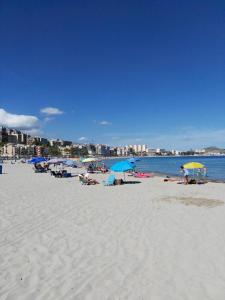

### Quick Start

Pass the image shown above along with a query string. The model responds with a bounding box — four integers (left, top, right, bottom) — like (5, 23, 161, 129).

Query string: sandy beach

(1, 163, 225, 300)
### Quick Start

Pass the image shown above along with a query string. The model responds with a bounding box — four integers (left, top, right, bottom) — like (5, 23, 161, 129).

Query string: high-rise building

(7, 135, 18, 144)
(0, 127, 8, 143)
(87, 144, 96, 155)
(96, 144, 110, 156)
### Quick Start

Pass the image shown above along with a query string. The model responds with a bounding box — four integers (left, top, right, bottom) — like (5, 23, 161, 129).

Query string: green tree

(48, 145, 61, 156)
(70, 147, 88, 157)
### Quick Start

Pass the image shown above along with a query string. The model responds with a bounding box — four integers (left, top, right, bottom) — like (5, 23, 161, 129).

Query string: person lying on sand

(79, 173, 99, 185)
(164, 177, 179, 182)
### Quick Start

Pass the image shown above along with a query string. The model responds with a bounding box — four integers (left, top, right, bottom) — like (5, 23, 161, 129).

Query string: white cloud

(78, 137, 87, 141)
(40, 107, 64, 115)
(0, 108, 39, 130)
(101, 127, 225, 149)
(99, 120, 111, 125)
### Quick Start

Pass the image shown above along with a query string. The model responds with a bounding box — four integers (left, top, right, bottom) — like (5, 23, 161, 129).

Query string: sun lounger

(78, 174, 99, 185)
(134, 172, 153, 178)
(79, 176, 89, 185)
(103, 175, 116, 186)
(62, 172, 72, 178)
(51, 170, 71, 178)
(51, 170, 62, 177)
(34, 168, 47, 173)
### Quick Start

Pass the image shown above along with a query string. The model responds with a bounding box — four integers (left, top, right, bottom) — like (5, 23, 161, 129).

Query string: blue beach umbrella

(110, 160, 135, 180)
(63, 160, 81, 167)
(63, 160, 75, 166)
(28, 157, 47, 164)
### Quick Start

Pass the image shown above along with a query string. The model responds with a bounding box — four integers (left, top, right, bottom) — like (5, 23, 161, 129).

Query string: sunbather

(78, 174, 99, 185)
(34, 163, 46, 173)
(51, 170, 62, 177)
(51, 170, 71, 178)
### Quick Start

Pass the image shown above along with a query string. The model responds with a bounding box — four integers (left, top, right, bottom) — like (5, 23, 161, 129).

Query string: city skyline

(1, 0, 225, 149)
(1, 125, 224, 157)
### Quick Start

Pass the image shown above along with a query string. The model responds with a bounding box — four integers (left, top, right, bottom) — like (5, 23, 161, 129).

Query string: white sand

(1, 163, 225, 300)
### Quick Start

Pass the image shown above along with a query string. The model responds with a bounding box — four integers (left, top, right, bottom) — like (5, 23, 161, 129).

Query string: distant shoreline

(103, 154, 225, 159)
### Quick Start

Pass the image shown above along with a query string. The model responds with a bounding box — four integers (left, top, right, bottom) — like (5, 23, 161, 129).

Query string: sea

(104, 156, 225, 182)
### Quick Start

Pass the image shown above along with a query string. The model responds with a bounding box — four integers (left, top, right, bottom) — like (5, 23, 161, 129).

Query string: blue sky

(0, 0, 225, 149)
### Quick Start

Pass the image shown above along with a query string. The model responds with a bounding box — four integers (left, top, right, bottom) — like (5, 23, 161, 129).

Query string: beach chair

(103, 174, 116, 186)
(78, 174, 99, 185)
(78, 175, 89, 185)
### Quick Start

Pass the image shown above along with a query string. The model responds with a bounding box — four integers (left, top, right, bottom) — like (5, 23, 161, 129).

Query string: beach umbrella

(183, 162, 206, 182)
(63, 160, 75, 166)
(63, 160, 81, 167)
(183, 162, 205, 169)
(82, 157, 98, 163)
(110, 160, 135, 180)
(48, 158, 66, 164)
(28, 157, 47, 164)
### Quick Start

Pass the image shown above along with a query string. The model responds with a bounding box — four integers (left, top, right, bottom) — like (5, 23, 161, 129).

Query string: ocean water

(104, 156, 225, 181)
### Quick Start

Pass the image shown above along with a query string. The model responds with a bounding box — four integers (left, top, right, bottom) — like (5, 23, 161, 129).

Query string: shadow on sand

(124, 181, 141, 184)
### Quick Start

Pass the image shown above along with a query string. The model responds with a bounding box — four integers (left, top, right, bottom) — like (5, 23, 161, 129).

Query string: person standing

(180, 166, 189, 185)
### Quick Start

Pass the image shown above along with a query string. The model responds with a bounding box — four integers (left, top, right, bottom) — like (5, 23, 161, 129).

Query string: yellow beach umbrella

(183, 162, 205, 169)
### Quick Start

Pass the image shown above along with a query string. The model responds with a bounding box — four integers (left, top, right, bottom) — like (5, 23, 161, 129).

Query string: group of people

(87, 163, 108, 173)
(33, 160, 207, 186)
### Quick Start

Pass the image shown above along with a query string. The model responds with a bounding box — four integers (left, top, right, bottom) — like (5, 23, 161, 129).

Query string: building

(2, 143, 16, 157)
(0, 127, 8, 143)
(116, 146, 130, 156)
(27, 136, 35, 145)
(0, 127, 28, 144)
(7, 135, 18, 144)
(195, 149, 206, 154)
(21, 133, 28, 144)
(59, 145, 72, 157)
(171, 150, 182, 156)
(16, 144, 35, 157)
(156, 148, 166, 155)
(109, 147, 117, 156)
(62, 140, 72, 147)
(148, 149, 157, 156)
(49, 139, 64, 147)
(95, 144, 110, 156)
(127, 144, 148, 155)
(87, 144, 96, 155)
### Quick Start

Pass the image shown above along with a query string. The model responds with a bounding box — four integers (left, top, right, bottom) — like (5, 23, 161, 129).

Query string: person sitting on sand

(34, 163, 44, 170)
(43, 162, 51, 171)
(87, 164, 94, 173)
(180, 166, 189, 185)
(79, 173, 99, 185)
